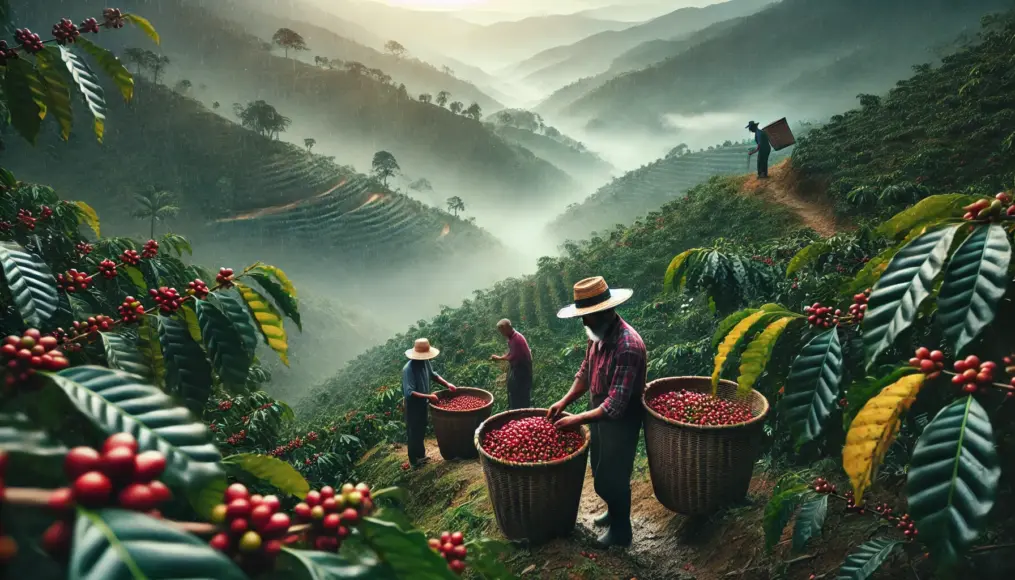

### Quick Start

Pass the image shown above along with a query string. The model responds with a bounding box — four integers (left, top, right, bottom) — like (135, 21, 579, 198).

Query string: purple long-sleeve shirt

(502, 330, 531, 367)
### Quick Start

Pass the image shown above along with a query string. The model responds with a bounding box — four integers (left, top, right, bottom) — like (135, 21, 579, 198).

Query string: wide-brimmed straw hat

(557, 276, 633, 319)
(406, 338, 440, 360)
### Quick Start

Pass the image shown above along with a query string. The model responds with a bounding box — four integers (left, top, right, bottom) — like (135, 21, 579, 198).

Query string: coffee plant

(688, 192, 1015, 576)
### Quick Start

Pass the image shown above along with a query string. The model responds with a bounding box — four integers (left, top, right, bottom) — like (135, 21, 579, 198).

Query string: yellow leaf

(181, 305, 202, 342)
(255, 265, 297, 298)
(235, 283, 289, 366)
(74, 201, 101, 237)
(712, 309, 767, 389)
(842, 373, 926, 503)
(663, 248, 699, 292)
(737, 316, 795, 395)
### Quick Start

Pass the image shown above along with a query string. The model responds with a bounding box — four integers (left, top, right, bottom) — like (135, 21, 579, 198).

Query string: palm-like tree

(132, 188, 180, 239)
(436, 91, 450, 108)
(446, 196, 465, 217)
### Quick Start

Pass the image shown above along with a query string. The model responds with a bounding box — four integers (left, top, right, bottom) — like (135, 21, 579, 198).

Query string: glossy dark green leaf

(158, 316, 213, 412)
(189, 476, 227, 521)
(792, 495, 827, 552)
(875, 194, 977, 240)
(907, 396, 999, 566)
(35, 47, 74, 140)
(273, 547, 391, 579)
(3, 58, 44, 144)
(360, 517, 458, 579)
(69, 508, 246, 580)
(100, 332, 152, 381)
(370, 487, 408, 506)
(223, 453, 309, 499)
(249, 272, 302, 331)
(781, 329, 843, 448)
(835, 538, 901, 580)
(0, 241, 59, 327)
(195, 299, 253, 388)
(936, 224, 1011, 354)
(763, 483, 808, 553)
(75, 37, 133, 102)
(863, 225, 959, 368)
(50, 366, 224, 491)
(210, 292, 259, 355)
(466, 538, 514, 580)
(136, 317, 164, 387)
(59, 45, 107, 142)
(0, 411, 66, 457)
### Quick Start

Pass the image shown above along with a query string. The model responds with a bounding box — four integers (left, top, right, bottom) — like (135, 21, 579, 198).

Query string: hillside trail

(741, 159, 841, 237)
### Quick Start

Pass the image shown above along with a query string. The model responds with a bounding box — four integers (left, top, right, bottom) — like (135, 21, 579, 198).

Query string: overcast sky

(367, 0, 711, 17)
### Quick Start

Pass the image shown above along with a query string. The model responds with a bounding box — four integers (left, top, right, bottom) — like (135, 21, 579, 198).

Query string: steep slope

(512, 0, 777, 93)
(546, 142, 792, 242)
(490, 126, 614, 187)
(562, 0, 1012, 133)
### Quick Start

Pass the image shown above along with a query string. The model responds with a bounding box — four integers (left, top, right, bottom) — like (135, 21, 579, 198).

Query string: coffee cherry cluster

(303, 452, 325, 466)
(1, 330, 69, 387)
(187, 278, 210, 299)
(848, 289, 870, 323)
(812, 477, 836, 495)
(76, 241, 94, 256)
(149, 286, 183, 313)
(52, 19, 80, 44)
(216, 268, 235, 288)
(481, 417, 584, 463)
(803, 302, 838, 328)
(963, 193, 1014, 221)
(13, 29, 44, 53)
(649, 390, 754, 426)
(226, 430, 247, 446)
(98, 259, 118, 279)
(120, 249, 141, 266)
(80, 17, 100, 34)
(72, 315, 115, 337)
(40, 206, 53, 219)
(0, 452, 16, 565)
(951, 355, 995, 394)
(57, 268, 93, 292)
(0, 41, 17, 66)
(909, 347, 945, 379)
(118, 296, 146, 323)
(751, 255, 775, 266)
(432, 394, 488, 411)
(0, 220, 12, 232)
(293, 484, 375, 552)
(219, 400, 234, 411)
(428, 531, 468, 575)
(16, 209, 35, 230)
(103, 8, 125, 29)
(142, 239, 159, 259)
(208, 484, 288, 572)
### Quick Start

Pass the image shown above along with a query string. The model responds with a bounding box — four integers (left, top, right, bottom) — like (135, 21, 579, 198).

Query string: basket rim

(642, 376, 770, 430)
(474, 408, 590, 468)
(428, 386, 494, 414)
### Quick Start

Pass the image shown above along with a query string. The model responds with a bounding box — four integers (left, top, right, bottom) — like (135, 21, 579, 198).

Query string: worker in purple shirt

(490, 319, 532, 409)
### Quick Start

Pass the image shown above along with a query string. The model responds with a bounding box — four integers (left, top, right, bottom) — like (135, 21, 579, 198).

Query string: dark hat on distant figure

(746, 120, 760, 130)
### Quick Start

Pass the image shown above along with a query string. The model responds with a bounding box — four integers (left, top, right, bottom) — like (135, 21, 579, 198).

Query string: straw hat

(406, 338, 440, 360)
(746, 121, 760, 130)
(557, 276, 633, 319)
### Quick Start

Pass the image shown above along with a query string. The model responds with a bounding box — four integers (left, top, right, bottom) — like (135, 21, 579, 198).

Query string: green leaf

(35, 47, 74, 140)
(862, 225, 960, 368)
(3, 58, 45, 144)
(274, 548, 388, 580)
(360, 517, 458, 579)
(0, 411, 67, 457)
(663, 248, 700, 292)
(190, 476, 227, 521)
(210, 292, 259, 356)
(0, 241, 59, 327)
(907, 396, 999, 567)
(123, 266, 146, 292)
(792, 495, 827, 552)
(836, 539, 901, 580)
(0, 168, 17, 188)
(70, 508, 246, 580)
(74, 201, 101, 238)
(763, 483, 808, 552)
(223, 453, 309, 499)
(235, 283, 289, 366)
(370, 487, 408, 506)
(160, 233, 192, 257)
(466, 538, 514, 580)
(786, 240, 831, 276)
(136, 317, 164, 387)
(158, 316, 213, 412)
(49, 366, 224, 491)
(75, 37, 134, 102)
(124, 14, 161, 45)
(737, 315, 796, 394)
(101, 332, 153, 381)
(248, 272, 302, 331)
(876, 194, 977, 240)
(936, 224, 1011, 354)
(59, 45, 107, 142)
(195, 299, 253, 388)
(253, 264, 297, 297)
(781, 329, 844, 448)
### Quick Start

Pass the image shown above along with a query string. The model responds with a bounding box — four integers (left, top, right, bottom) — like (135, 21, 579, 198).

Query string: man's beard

(584, 325, 601, 342)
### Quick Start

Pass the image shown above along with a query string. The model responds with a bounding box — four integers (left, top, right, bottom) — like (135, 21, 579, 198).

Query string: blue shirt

(402, 360, 442, 400)
(755, 129, 771, 151)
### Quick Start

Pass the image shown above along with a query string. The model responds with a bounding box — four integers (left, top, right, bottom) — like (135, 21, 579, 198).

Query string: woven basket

(643, 377, 769, 515)
(429, 388, 494, 460)
(474, 409, 590, 544)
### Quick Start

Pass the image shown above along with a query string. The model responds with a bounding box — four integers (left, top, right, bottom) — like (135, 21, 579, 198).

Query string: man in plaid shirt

(548, 276, 646, 548)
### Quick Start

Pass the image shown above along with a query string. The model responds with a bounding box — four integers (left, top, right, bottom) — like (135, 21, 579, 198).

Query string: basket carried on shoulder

(642, 377, 769, 515)
(474, 409, 590, 544)
(429, 387, 494, 460)
(763, 117, 795, 151)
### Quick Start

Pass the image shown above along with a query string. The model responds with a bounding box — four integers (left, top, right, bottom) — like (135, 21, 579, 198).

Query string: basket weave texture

(474, 408, 590, 544)
(429, 387, 494, 460)
(642, 377, 769, 515)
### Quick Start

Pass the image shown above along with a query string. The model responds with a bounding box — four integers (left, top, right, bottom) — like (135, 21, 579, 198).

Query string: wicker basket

(474, 409, 590, 544)
(763, 117, 795, 151)
(429, 388, 494, 460)
(642, 377, 769, 515)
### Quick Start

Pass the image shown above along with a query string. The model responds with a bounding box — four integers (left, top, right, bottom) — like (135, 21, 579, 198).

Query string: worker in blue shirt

(402, 338, 456, 467)
(747, 121, 771, 179)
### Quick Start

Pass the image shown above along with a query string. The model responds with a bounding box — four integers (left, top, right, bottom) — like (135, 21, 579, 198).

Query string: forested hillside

(563, 0, 1011, 133)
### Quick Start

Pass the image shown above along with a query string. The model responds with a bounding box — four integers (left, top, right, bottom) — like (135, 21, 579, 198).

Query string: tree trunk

(150, 217, 155, 240)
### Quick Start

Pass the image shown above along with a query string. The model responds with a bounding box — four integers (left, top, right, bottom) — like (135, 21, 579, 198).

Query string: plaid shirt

(575, 316, 646, 419)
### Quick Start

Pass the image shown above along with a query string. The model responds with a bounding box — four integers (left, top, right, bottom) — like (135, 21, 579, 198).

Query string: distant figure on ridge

(490, 319, 532, 409)
(747, 120, 771, 179)
(402, 338, 457, 468)
(547, 276, 646, 548)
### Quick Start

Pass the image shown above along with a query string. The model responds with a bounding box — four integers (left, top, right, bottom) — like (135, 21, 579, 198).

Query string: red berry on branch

(187, 278, 210, 298)
(65, 446, 102, 479)
(80, 17, 100, 34)
(142, 239, 159, 258)
(103, 8, 125, 29)
(73, 471, 113, 507)
(216, 267, 235, 288)
(98, 259, 118, 279)
(121, 249, 141, 266)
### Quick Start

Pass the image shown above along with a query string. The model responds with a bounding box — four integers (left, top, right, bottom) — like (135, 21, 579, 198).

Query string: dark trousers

(757, 148, 771, 177)
(507, 363, 532, 410)
(589, 396, 642, 535)
(404, 400, 428, 464)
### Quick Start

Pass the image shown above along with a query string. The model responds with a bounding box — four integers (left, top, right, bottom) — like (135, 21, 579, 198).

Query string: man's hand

(547, 399, 568, 419)
(554, 414, 584, 431)
(428, 393, 440, 402)
(490, 355, 502, 362)
(446, 384, 457, 392)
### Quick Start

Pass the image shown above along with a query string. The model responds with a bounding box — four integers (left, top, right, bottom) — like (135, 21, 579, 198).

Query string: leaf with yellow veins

(843, 373, 926, 503)
(234, 283, 289, 366)
(737, 315, 797, 395)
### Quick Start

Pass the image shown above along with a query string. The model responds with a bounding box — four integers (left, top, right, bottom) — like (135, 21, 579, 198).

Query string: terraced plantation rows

(547, 144, 793, 242)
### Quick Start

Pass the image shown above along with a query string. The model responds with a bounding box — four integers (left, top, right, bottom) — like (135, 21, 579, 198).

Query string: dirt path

(741, 159, 841, 237)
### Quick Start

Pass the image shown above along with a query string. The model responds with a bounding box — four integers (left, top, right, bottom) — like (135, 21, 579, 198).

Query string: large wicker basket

(474, 409, 590, 544)
(429, 388, 494, 460)
(643, 377, 769, 515)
